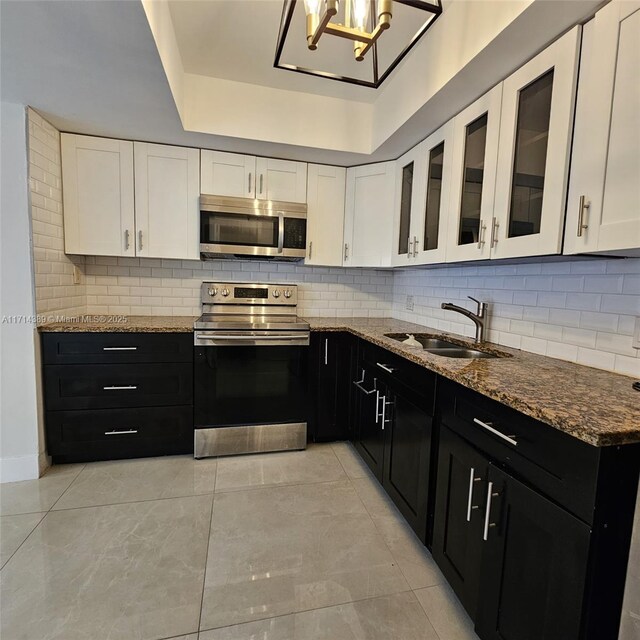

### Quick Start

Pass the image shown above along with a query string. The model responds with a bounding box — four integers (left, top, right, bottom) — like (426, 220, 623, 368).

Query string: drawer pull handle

(466, 467, 482, 522)
(103, 385, 138, 391)
(473, 418, 517, 447)
(103, 347, 137, 351)
(104, 429, 138, 435)
(353, 370, 376, 395)
(376, 362, 396, 374)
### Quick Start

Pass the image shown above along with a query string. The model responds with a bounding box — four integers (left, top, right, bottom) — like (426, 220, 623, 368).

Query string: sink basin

(384, 333, 504, 359)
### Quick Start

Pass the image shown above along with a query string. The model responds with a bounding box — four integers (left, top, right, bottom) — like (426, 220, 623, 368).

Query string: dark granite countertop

(37, 314, 640, 447)
(305, 317, 640, 448)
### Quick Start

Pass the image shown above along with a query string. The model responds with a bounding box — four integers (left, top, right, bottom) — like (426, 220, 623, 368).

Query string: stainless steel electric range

(193, 282, 310, 458)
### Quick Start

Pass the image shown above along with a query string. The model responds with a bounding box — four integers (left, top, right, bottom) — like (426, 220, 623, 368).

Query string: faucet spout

(441, 297, 488, 344)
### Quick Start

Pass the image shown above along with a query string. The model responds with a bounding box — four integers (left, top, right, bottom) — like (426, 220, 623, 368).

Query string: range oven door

(193, 331, 309, 457)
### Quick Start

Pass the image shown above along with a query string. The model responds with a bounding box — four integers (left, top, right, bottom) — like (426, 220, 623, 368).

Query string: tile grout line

(196, 489, 216, 637)
(47, 464, 87, 512)
(0, 512, 47, 572)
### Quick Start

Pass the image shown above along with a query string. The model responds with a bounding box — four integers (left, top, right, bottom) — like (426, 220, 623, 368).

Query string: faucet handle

(468, 296, 486, 314)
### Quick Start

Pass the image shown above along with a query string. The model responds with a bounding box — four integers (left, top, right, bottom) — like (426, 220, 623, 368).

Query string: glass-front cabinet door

(491, 27, 580, 259)
(413, 122, 454, 265)
(446, 84, 502, 263)
(393, 143, 426, 265)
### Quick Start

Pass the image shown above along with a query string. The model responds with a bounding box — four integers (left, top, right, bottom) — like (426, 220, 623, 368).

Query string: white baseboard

(0, 454, 40, 483)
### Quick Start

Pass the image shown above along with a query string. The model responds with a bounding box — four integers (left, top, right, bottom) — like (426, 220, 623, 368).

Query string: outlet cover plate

(406, 295, 414, 311)
(633, 317, 640, 350)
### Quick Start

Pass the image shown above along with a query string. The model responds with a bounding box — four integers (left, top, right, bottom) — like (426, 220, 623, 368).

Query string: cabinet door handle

(477, 223, 486, 249)
(103, 385, 137, 391)
(324, 338, 328, 365)
(138, 230, 143, 251)
(105, 429, 138, 435)
(102, 346, 137, 351)
(308, 241, 313, 260)
(490, 217, 499, 247)
(407, 237, 413, 258)
(344, 243, 349, 261)
(577, 195, 590, 237)
(376, 362, 395, 374)
(381, 394, 387, 430)
(466, 467, 482, 521)
(124, 229, 130, 251)
(413, 236, 419, 257)
(483, 481, 500, 541)
(248, 172, 253, 194)
(259, 174, 264, 194)
(473, 418, 517, 447)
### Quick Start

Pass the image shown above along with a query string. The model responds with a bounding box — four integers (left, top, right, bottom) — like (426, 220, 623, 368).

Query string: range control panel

(201, 282, 298, 305)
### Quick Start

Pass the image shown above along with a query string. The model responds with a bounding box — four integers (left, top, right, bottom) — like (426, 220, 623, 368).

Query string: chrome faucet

(441, 296, 488, 344)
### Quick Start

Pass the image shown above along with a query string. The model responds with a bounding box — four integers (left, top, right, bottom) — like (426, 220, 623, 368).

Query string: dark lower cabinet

(476, 463, 590, 640)
(382, 383, 432, 541)
(433, 426, 488, 618)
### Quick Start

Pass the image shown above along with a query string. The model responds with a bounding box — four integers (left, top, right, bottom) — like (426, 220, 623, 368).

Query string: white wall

(0, 102, 42, 482)
(393, 259, 640, 377)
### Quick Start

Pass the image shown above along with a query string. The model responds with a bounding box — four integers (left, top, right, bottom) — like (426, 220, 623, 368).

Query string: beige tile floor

(0, 443, 479, 640)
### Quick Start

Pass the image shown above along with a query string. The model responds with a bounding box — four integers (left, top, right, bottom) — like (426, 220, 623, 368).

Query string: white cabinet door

(414, 121, 455, 265)
(344, 162, 395, 267)
(306, 164, 346, 266)
(392, 143, 427, 266)
(61, 134, 135, 257)
(256, 157, 307, 203)
(200, 150, 255, 198)
(446, 85, 502, 263)
(134, 143, 200, 260)
(565, 2, 640, 256)
(491, 27, 580, 259)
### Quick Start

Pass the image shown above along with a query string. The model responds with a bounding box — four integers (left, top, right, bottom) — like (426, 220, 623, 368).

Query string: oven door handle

(195, 333, 310, 347)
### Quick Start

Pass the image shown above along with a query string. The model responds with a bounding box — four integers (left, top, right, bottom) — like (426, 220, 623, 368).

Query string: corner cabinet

(564, 1, 640, 257)
(61, 134, 135, 257)
(133, 143, 200, 260)
(491, 27, 581, 259)
(393, 122, 453, 266)
(62, 134, 200, 260)
(305, 164, 346, 266)
(344, 162, 395, 267)
(200, 151, 307, 203)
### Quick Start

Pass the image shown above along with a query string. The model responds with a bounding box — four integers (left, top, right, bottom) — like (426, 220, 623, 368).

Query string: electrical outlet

(73, 266, 82, 285)
(633, 317, 640, 350)
(406, 295, 414, 311)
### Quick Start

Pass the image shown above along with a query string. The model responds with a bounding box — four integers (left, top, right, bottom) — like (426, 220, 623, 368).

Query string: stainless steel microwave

(199, 194, 307, 260)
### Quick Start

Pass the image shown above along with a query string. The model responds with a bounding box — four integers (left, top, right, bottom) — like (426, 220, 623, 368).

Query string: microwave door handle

(277, 214, 284, 254)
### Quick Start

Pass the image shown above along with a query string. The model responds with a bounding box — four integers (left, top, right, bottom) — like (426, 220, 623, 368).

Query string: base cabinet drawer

(46, 406, 193, 463)
(44, 363, 193, 410)
(42, 332, 193, 364)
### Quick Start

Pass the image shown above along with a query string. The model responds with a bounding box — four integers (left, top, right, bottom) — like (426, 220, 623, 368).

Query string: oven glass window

(201, 212, 278, 248)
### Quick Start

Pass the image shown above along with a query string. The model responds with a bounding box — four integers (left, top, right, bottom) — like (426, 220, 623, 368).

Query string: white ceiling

(1, 0, 605, 166)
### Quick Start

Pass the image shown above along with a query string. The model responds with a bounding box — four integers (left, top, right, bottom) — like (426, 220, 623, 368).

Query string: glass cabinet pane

(458, 114, 488, 245)
(424, 143, 444, 251)
(398, 162, 414, 255)
(508, 70, 554, 238)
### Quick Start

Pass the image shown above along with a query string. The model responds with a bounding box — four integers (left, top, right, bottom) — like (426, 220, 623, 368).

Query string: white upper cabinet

(305, 164, 346, 266)
(491, 27, 581, 260)
(344, 162, 395, 267)
(565, 2, 640, 256)
(255, 157, 307, 203)
(413, 122, 454, 266)
(200, 150, 255, 198)
(446, 85, 502, 263)
(61, 134, 135, 257)
(134, 143, 200, 260)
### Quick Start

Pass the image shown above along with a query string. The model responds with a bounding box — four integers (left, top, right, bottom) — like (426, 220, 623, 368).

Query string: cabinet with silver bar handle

(41, 332, 193, 463)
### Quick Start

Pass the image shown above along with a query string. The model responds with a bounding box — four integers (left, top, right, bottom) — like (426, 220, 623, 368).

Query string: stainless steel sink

(384, 333, 504, 359)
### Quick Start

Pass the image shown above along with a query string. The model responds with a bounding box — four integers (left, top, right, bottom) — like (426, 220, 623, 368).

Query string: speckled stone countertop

(38, 315, 197, 333)
(37, 314, 640, 447)
(305, 317, 640, 448)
